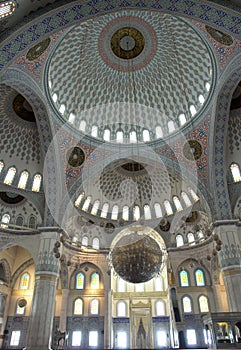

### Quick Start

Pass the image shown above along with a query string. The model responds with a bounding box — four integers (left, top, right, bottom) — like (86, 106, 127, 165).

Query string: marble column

(215, 222, 241, 312)
(25, 231, 60, 350)
(59, 289, 69, 332)
(104, 289, 113, 349)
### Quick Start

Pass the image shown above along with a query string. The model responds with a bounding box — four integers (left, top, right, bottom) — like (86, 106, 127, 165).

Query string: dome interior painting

(0, 0, 241, 349)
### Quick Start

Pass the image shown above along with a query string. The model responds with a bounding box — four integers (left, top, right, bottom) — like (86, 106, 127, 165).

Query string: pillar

(59, 289, 69, 332)
(25, 231, 60, 350)
(215, 222, 241, 311)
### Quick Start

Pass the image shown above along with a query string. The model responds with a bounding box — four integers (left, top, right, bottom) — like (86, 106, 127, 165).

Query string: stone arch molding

(211, 54, 241, 220)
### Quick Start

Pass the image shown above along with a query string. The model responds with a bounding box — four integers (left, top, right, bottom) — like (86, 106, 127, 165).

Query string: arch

(16, 301, 25, 315)
(20, 272, 30, 290)
(168, 121, 175, 133)
(1, 213, 10, 228)
(154, 203, 162, 218)
(92, 237, 100, 250)
(122, 205, 129, 221)
(111, 205, 119, 220)
(0, 259, 10, 284)
(182, 295, 192, 313)
(16, 215, 24, 228)
(130, 130, 137, 143)
(90, 272, 99, 289)
(144, 204, 151, 220)
(133, 205, 140, 221)
(68, 112, 76, 124)
(180, 270, 189, 287)
(91, 200, 100, 215)
(188, 188, 199, 202)
(90, 298, 99, 315)
(164, 200, 173, 216)
(82, 196, 91, 212)
(176, 234, 184, 247)
(230, 163, 241, 183)
(195, 269, 205, 286)
(4, 166, 16, 185)
(143, 129, 150, 142)
(0, 160, 4, 173)
(181, 191, 192, 207)
(32, 174, 42, 192)
(18, 170, 29, 189)
(74, 192, 85, 207)
(76, 272, 85, 289)
(79, 119, 86, 131)
(91, 125, 98, 138)
(103, 128, 111, 141)
(155, 126, 163, 138)
(116, 130, 124, 143)
(199, 295, 209, 313)
(187, 232, 195, 244)
(29, 215, 37, 229)
(179, 113, 186, 126)
(82, 236, 88, 247)
(101, 203, 109, 218)
(74, 298, 83, 315)
(117, 301, 126, 317)
(173, 196, 183, 212)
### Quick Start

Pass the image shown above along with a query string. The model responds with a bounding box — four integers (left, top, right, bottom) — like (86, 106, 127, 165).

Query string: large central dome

(47, 10, 213, 142)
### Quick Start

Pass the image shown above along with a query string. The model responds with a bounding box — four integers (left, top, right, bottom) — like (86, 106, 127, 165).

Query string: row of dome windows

(176, 232, 205, 247)
(74, 189, 199, 220)
(0, 162, 42, 192)
(51, 84, 210, 141)
(0, 2, 15, 18)
(0, 214, 37, 229)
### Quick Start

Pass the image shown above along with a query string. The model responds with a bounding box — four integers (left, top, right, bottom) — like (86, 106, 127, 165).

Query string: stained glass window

(20, 273, 29, 290)
(199, 295, 209, 312)
(180, 270, 189, 287)
(183, 296, 192, 313)
(74, 298, 83, 314)
(76, 273, 84, 289)
(91, 272, 99, 289)
(195, 269, 205, 286)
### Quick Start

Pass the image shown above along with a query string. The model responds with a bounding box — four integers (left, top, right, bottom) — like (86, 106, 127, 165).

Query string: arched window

(111, 205, 119, 220)
(155, 276, 163, 291)
(116, 130, 124, 143)
(32, 174, 42, 192)
(199, 295, 209, 313)
(168, 121, 175, 133)
(176, 234, 184, 247)
(0, 161, 4, 174)
(187, 232, 195, 244)
(90, 299, 99, 315)
(164, 200, 173, 216)
(18, 171, 29, 189)
(101, 203, 109, 218)
(180, 270, 189, 287)
(143, 129, 150, 142)
(1, 214, 10, 229)
(74, 298, 83, 315)
(144, 204, 151, 220)
(173, 196, 183, 212)
(59, 104, 66, 114)
(122, 205, 129, 221)
(82, 236, 88, 247)
(16, 215, 24, 228)
(195, 269, 205, 286)
(156, 300, 165, 316)
(117, 278, 126, 292)
(154, 203, 162, 218)
(4, 167, 16, 185)
(90, 272, 99, 289)
(79, 120, 86, 131)
(133, 205, 140, 221)
(91, 200, 100, 215)
(199, 94, 205, 105)
(117, 301, 126, 317)
(130, 130, 137, 143)
(82, 196, 91, 212)
(190, 105, 197, 116)
(74, 192, 85, 207)
(68, 112, 76, 124)
(103, 128, 111, 141)
(20, 273, 29, 290)
(179, 113, 187, 126)
(188, 188, 199, 202)
(230, 163, 241, 182)
(197, 230, 204, 241)
(183, 296, 192, 313)
(156, 126, 163, 138)
(16, 302, 25, 315)
(205, 82, 210, 92)
(52, 93, 58, 102)
(91, 125, 98, 138)
(181, 191, 192, 207)
(0, 2, 16, 18)
(29, 215, 36, 229)
(92, 237, 99, 250)
(76, 272, 84, 289)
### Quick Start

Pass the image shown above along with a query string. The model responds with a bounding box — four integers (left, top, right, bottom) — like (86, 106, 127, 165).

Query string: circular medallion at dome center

(111, 27, 145, 59)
